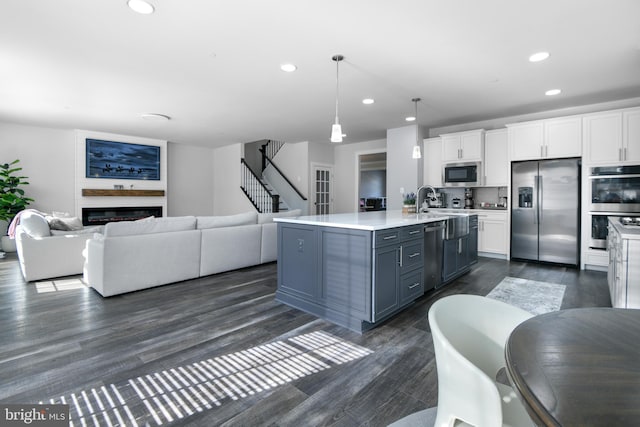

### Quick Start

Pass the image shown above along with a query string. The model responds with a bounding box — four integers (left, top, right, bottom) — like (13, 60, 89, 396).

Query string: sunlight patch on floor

(41, 330, 373, 426)
(35, 278, 87, 293)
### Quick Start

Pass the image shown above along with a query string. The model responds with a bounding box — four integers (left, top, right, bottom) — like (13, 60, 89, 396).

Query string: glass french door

(313, 165, 333, 215)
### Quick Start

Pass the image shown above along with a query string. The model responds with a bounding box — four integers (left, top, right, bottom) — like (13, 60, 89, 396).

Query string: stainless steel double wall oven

(589, 165, 640, 249)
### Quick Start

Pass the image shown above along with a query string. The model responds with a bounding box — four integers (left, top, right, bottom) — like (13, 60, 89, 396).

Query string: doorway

(358, 152, 387, 212)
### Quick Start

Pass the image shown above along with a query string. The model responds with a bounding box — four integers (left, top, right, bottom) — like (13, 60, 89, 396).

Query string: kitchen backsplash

(437, 186, 507, 208)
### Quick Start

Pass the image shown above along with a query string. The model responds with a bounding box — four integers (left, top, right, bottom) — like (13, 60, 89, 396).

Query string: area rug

(486, 276, 565, 315)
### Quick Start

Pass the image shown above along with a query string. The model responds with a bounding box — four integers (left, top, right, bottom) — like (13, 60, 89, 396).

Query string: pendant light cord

(334, 56, 341, 124)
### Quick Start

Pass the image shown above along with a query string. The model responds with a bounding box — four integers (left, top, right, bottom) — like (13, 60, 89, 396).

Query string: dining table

(505, 307, 640, 426)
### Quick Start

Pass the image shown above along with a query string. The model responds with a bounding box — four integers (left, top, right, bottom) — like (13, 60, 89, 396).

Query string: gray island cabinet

(274, 211, 448, 333)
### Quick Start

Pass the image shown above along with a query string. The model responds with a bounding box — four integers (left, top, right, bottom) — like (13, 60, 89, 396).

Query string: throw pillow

(19, 211, 51, 237)
(46, 216, 84, 231)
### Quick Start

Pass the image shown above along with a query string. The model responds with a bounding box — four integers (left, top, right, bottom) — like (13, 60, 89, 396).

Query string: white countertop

(610, 218, 640, 240)
(274, 210, 472, 231)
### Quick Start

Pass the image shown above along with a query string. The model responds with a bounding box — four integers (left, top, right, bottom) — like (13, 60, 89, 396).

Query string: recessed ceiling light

(545, 89, 561, 96)
(280, 64, 297, 72)
(529, 51, 550, 62)
(141, 113, 170, 121)
(362, 98, 375, 105)
(405, 116, 416, 122)
(128, 0, 154, 15)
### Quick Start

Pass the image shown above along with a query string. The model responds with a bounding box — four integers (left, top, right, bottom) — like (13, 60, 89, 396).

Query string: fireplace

(82, 206, 163, 226)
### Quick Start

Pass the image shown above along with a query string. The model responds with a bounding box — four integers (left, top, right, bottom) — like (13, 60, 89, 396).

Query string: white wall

(168, 142, 215, 216)
(0, 122, 76, 214)
(387, 125, 423, 210)
(272, 141, 309, 198)
(213, 143, 254, 215)
(0, 120, 216, 219)
(333, 139, 386, 213)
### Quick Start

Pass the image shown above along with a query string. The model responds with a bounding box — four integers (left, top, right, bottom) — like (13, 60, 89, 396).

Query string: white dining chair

(429, 294, 535, 427)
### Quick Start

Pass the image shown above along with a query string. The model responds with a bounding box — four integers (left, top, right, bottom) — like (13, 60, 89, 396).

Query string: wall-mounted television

(86, 138, 160, 180)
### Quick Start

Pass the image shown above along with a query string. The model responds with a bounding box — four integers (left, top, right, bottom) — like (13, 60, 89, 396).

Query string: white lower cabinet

(477, 211, 508, 256)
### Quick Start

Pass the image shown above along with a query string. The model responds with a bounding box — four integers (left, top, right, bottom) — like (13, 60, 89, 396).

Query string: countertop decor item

(402, 192, 417, 214)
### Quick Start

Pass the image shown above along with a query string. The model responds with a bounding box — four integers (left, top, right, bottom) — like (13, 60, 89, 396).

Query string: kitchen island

(274, 210, 463, 332)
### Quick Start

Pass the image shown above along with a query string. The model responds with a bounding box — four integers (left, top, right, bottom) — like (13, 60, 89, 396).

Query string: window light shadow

(41, 330, 373, 426)
(35, 278, 87, 293)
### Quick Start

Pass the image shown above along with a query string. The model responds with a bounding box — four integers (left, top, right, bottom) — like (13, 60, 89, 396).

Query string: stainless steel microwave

(443, 162, 481, 186)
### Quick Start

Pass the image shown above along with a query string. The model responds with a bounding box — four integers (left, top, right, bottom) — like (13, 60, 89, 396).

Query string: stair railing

(240, 159, 279, 213)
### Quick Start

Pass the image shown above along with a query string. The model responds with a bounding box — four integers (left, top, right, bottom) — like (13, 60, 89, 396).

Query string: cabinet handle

(624, 147, 627, 161)
(409, 230, 421, 235)
(409, 282, 421, 289)
(383, 235, 398, 240)
(409, 252, 421, 258)
(399, 246, 403, 267)
(458, 239, 462, 254)
(619, 148, 622, 161)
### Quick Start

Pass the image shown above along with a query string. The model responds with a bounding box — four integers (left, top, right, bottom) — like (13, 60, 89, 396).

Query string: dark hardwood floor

(0, 253, 610, 426)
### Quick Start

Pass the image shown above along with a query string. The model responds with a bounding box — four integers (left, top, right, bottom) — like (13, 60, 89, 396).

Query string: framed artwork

(86, 138, 160, 180)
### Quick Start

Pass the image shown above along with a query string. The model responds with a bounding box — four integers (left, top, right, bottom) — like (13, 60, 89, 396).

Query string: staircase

(240, 159, 282, 213)
(240, 140, 305, 214)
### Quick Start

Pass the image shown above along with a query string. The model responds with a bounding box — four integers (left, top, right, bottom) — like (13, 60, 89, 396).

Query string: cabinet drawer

(400, 270, 424, 306)
(375, 228, 401, 247)
(401, 241, 423, 272)
(401, 225, 424, 241)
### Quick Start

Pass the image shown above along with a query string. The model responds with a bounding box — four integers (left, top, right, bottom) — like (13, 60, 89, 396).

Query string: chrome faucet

(417, 185, 438, 212)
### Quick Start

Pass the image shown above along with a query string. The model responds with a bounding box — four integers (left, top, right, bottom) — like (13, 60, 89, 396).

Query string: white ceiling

(2, 0, 640, 148)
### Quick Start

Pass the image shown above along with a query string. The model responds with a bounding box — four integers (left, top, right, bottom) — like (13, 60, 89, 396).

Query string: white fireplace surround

(75, 130, 168, 219)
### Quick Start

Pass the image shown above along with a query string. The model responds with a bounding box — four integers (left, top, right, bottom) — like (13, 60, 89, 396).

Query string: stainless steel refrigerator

(511, 158, 580, 266)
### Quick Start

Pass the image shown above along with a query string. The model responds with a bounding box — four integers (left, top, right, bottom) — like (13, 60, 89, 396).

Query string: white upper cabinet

(508, 122, 543, 161)
(583, 111, 623, 164)
(484, 129, 508, 186)
(583, 108, 640, 165)
(508, 116, 581, 161)
(441, 129, 484, 163)
(545, 117, 582, 158)
(423, 137, 442, 187)
(623, 108, 640, 163)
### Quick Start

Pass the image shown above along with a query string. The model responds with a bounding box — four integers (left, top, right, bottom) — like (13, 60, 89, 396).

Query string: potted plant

(402, 192, 417, 214)
(0, 159, 34, 253)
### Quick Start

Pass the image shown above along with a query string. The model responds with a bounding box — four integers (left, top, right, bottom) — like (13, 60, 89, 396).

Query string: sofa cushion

(104, 216, 196, 237)
(19, 211, 51, 237)
(50, 225, 104, 236)
(196, 211, 257, 229)
(257, 209, 302, 224)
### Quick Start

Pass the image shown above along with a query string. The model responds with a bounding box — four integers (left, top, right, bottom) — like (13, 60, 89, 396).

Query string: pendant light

(411, 98, 422, 159)
(330, 55, 344, 143)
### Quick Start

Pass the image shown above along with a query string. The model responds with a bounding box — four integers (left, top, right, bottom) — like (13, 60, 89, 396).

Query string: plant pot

(402, 205, 417, 215)
(1, 235, 16, 253)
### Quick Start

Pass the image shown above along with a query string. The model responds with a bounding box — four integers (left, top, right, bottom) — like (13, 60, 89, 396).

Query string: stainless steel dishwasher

(424, 220, 445, 291)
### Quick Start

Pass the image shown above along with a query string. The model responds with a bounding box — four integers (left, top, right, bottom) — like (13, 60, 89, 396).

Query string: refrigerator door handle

(533, 175, 538, 225)
(539, 175, 543, 222)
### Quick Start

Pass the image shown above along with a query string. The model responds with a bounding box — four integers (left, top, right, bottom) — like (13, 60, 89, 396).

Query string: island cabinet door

(277, 224, 319, 300)
(373, 243, 400, 321)
(319, 227, 372, 320)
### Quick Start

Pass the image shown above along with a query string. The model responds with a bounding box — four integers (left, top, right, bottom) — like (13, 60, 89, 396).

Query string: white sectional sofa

(15, 210, 103, 282)
(83, 209, 300, 297)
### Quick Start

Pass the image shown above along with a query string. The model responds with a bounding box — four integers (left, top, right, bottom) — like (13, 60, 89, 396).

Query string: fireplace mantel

(82, 189, 165, 197)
